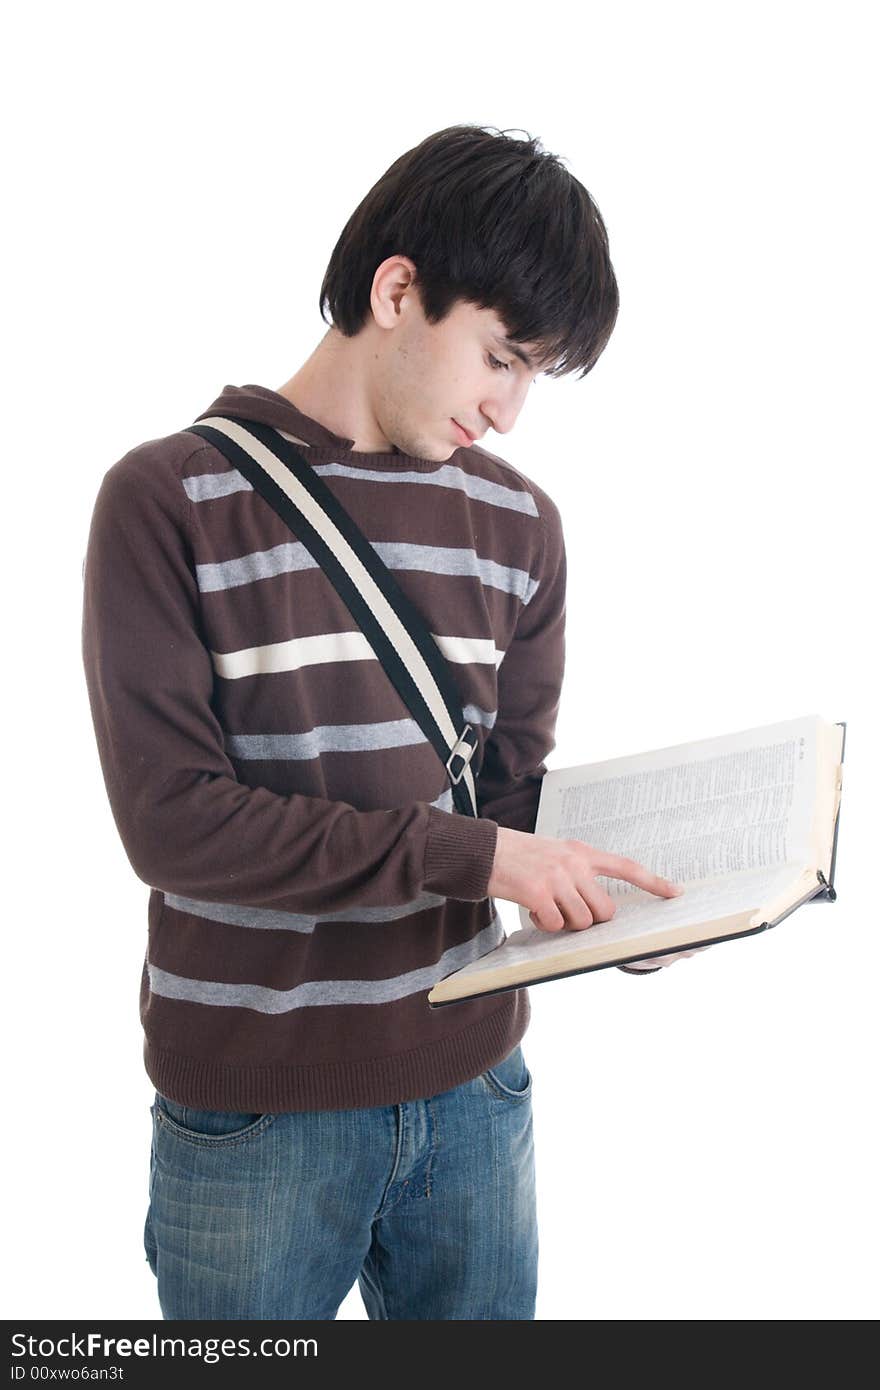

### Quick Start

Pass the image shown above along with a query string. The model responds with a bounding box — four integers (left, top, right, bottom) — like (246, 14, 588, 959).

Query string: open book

(427, 714, 845, 1007)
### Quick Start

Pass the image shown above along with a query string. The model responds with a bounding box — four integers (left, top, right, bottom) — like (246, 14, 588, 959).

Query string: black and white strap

(185, 414, 480, 818)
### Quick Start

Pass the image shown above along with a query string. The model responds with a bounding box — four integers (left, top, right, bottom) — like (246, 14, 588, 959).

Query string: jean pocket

(479, 1043, 533, 1102)
(154, 1092, 275, 1146)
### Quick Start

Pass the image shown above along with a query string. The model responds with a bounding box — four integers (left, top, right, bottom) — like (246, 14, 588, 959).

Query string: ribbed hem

(423, 807, 498, 900)
(144, 989, 529, 1113)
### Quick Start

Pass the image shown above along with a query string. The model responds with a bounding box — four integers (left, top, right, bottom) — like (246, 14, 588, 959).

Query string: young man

(81, 123, 698, 1322)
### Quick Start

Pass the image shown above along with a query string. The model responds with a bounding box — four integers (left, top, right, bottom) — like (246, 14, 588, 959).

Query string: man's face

(373, 292, 545, 463)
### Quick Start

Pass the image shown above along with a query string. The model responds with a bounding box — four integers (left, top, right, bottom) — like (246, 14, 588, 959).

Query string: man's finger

(596, 853, 685, 899)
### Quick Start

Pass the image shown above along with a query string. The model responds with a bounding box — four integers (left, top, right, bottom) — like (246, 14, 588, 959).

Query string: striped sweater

(81, 383, 567, 1112)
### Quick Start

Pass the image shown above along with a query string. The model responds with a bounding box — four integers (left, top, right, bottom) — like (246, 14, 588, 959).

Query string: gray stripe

(225, 718, 425, 762)
(196, 537, 538, 603)
(163, 889, 447, 934)
(181, 459, 539, 516)
(224, 710, 496, 761)
(182, 471, 252, 502)
(196, 540, 320, 592)
(225, 711, 494, 767)
(147, 916, 505, 1012)
(462, 703, 497, 730)
(313, 461, 540, 515)
(375, 542, 538, 603)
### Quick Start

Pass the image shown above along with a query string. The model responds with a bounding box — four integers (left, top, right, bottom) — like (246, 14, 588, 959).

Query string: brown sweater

(81, 384, 567, 1112)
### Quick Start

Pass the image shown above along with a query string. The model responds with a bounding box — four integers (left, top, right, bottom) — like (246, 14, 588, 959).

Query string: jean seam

(376, 1105, 406, 1217)
(479, 1052, 533, 1102)
(425, 1097, 437, 1200)
(154, 1108, 277, 1148)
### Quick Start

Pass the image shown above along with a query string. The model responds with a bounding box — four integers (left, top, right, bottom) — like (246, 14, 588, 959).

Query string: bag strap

(185, 414, 481, 818)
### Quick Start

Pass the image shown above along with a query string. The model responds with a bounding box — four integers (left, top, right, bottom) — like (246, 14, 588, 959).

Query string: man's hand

(484, 827, 711, 971)
(487, 826, 685, 932)
(618, 945, 711, 970)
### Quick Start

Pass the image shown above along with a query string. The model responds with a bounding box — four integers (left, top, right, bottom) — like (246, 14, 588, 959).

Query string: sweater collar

(194, 383, 450, 471)
(195, 383, 356, 451)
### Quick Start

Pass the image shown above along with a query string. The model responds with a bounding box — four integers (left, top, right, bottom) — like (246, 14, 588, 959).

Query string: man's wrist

(423, 806, 499, 900)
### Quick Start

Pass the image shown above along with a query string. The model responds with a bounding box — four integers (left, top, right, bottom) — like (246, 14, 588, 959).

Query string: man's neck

(275, 328, 395, 453)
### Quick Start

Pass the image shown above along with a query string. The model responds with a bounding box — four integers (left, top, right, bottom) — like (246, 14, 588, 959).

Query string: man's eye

(487, 353, 511, 371)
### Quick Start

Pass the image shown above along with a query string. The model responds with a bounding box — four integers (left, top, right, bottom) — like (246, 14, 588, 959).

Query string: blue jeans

(143, 1042, 537, 1320)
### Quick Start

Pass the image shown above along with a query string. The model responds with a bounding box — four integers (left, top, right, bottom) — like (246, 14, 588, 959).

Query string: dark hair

(319, 124, 619, 381)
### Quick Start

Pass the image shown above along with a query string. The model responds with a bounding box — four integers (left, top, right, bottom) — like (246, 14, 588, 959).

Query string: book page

(533, 715, 820, 903)
(470, 862, 808, 981)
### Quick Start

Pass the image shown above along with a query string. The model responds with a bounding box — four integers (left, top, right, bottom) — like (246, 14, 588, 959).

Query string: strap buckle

(445, 724, 478, 785)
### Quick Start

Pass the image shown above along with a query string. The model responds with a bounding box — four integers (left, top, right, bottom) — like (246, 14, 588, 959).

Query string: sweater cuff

(424, 808, 499, 901)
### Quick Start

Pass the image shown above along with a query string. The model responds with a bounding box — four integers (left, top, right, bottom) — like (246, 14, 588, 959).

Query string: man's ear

(370, 255, 419, 330)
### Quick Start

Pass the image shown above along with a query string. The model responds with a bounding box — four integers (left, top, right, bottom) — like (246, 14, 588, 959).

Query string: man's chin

(391, 430, 461, 463)
(416, 442, 460, 463)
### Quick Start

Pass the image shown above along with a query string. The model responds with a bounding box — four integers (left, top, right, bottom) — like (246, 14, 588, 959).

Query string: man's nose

(482, 380, 530, 436)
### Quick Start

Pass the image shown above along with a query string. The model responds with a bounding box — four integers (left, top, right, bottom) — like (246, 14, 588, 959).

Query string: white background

(5, 0, 876, 1321)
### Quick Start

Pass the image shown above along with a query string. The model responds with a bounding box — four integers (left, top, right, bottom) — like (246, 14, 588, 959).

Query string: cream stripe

(212, 630, 374, 680)
(436, 633, 501, 667)
(211, 629, 503, 680)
